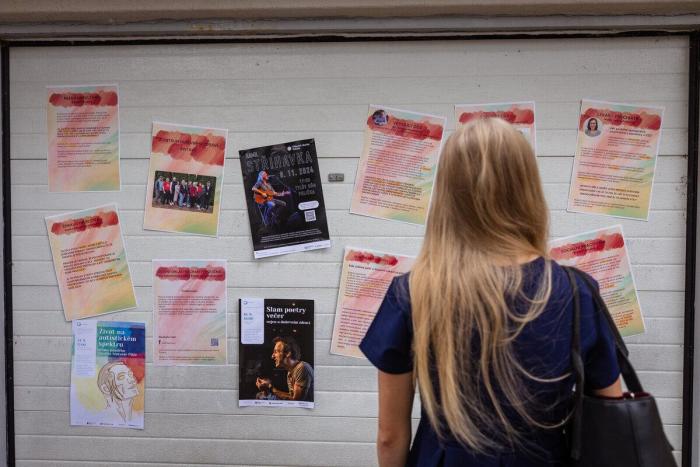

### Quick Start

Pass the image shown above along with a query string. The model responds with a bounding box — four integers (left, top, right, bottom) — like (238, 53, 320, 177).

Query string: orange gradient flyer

(47, 84, 121, 192)
(144, 122, 228, 236)
(330, 247, 415, 358)
(549, 225, 645, 337)
(45, 204, 137, 321)
(455, 101, 536, 150)
(350, 106, 446, 225)
(568, 100, 664, 220)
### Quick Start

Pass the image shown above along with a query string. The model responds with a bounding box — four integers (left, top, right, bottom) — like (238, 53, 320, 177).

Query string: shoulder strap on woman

(563, 266, 584, 460)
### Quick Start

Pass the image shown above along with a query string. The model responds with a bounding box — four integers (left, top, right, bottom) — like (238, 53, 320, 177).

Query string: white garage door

(8, 36, 689, 466)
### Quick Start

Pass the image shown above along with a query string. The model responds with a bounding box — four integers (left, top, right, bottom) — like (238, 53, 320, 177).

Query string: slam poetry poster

(153, 260, 227, 366)
(144, 122, 228, 236)
(239, 139, 330, 258)
(549, 225, 645, 337)
(45, 203, 137, 321)
(239, 298, 314, 408)
(71, 320, 145, 429)
(568, 100, 664, 220)
(47, 84, 121, 192)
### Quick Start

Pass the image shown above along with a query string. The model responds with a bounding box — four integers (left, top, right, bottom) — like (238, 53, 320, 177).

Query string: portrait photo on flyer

(70, 320, 145, 429)
(143, 122, 228, 236)
(45, 203, 137, 321)
(152, 260, 227, 366)
(239, 298, 315, 408)
(350, 105, 446, 225)
(47, 84, 121, 192)
(239, 139, 330, 259)
(567, 99, 664, 220)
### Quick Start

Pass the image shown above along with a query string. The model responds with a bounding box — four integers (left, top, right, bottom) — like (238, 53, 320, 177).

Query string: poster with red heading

(144, 122, 228, 236)
(568, 100, 664, 220)
(455, 101, 536, 151)
(330, 247, 415, 358)
(350, 106, 446, 225)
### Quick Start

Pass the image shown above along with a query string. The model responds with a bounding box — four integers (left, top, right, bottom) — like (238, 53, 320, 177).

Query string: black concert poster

(238, 298, 314, 408)
(238, 139, 331, 258)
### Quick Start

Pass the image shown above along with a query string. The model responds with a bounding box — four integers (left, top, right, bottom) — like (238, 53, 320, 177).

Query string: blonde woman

(360, 119, 622, 467)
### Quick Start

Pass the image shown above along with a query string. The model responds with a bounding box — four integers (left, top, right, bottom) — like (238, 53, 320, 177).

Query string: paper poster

(153, 260, 227, 365)
(239, 139, 330, 258)
(330, 247, 415, 358)
(70, 320, 145, 429)
(455, 101, 536, 150)
(568, 100, 664, 220)
(45, 204, 137, 321)
(549, 225, 645, 337)
(238, 298, 314, 408)
(144, 122, 228, 236)
(350, 106, 446, 225)
(47, 84, 121, 192)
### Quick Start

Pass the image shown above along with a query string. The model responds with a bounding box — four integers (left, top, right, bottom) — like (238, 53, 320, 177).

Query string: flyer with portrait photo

(330, 247, 415, 358)
(350, 106, 446, 225)
(70, 320, 145, 429)
(144, 122, 228, 236)
(455, 101, 536, 151)
(153, 260, 227, 366)
(549, 225, 645, 337)
(238, 298, 314, 408)
(45, 203, 137, 321)
(47, 84, 121, 192)
(239, 139, 330, 259)
(567, 100, 664, 220)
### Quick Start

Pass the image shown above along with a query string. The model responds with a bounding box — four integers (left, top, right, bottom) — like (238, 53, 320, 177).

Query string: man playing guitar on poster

(252, 171, 290, 226)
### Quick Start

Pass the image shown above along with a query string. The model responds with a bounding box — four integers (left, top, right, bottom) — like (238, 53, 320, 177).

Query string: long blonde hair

(410, 118, 554, 453)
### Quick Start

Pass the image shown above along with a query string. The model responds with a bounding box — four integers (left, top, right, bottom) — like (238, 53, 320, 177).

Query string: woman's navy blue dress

(359, 259, 620, 467)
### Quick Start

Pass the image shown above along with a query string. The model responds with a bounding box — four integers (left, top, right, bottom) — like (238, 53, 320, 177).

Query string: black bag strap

(563, 267, 584, 460)
(565, 266, 644, 393)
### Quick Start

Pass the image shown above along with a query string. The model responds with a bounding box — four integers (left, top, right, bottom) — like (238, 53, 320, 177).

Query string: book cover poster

(239, 298, 314, 408)
(330, 247, 415, 358)
(350, 106, 446, 225)
(70, 320, 146, 429)
(549, 225, 645, 337)
(144, 122, 228, 236)
(568, 100, 664, 220)
(153, 260, 227, 366)
(239, 139, 330, 258)
(455, 101, 536, 150)
(47, 84, 121, 192)
(45, 204, 137, 321)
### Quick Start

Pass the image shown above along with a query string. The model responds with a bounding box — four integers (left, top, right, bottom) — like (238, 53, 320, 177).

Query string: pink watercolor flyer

(350, 106, 446, 225)
(47, 84, 121, 192)
(568, 99, 664, 220)
(455, 101, 536, 151)
(144, 122, 228, 236)
(330, 247, 415, 358)
(45, 204, 137, 321)
(549, 225, 645, 337)
(153, 260, 227, 366)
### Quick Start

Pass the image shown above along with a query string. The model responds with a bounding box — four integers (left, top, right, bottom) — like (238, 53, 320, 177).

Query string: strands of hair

(409, 118, 558, 454)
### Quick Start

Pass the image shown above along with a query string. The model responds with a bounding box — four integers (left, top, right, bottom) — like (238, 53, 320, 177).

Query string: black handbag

(563, 266, 677, 467)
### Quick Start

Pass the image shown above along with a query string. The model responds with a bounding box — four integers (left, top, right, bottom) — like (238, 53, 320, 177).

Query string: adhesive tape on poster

(298, 201, 319, 210)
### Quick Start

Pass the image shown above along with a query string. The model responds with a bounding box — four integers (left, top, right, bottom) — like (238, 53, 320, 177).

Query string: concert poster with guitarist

(239, 139, 331, 259)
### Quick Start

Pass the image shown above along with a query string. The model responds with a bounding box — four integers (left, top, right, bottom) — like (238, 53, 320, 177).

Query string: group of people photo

(152, 171, 216, 213)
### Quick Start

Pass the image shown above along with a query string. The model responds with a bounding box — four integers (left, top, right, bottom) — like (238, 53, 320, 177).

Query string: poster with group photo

(45, 204, 137, 321)
(239, 298, 314, 408)
(330, 247, 415, 358)
(239, 139, 330, 258)
(70, 320, 145, 429)
(568, 100, 664, 220)
(455, 101, 536, 150)
(153, 260, 227, 366)
(549, 225, 645, 337)
(144, 122, 228, 236)
(350, 106, 446, 225)
(47, 84, 121, 192)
